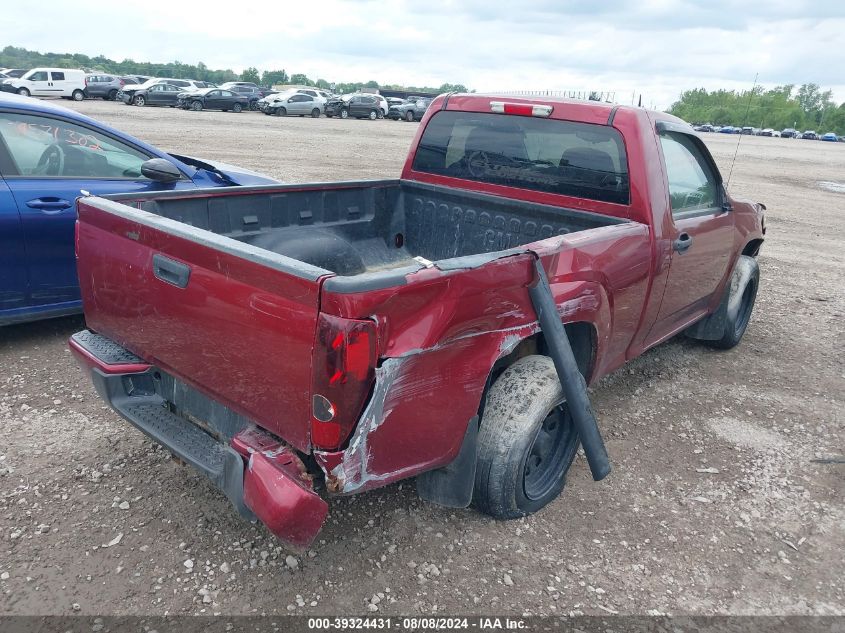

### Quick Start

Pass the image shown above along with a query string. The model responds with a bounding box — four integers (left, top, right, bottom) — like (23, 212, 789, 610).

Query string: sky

(3, 0, 844, 109)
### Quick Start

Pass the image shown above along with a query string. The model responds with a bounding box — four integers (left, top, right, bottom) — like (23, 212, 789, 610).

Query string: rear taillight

(119, 79, 125, 86)
(311, 314, 377, 450)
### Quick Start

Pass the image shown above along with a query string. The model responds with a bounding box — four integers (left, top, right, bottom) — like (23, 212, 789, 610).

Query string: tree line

(668, 84, 845, 134)
(0, 46, 467, 96)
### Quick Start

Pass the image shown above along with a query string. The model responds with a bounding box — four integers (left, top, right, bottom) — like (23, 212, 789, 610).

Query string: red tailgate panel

(76, 202, 322, 452)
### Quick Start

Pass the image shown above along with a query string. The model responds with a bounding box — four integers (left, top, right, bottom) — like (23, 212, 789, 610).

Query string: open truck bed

(105, 179, 624, 279)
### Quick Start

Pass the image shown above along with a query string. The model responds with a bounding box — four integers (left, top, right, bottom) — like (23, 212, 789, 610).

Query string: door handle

(673, 232, 693, 253)
(153, 254, 191, 288)
(26, 198, 72, 213)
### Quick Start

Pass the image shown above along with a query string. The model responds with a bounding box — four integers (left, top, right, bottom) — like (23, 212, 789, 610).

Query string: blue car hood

(169, 153, 278, 186)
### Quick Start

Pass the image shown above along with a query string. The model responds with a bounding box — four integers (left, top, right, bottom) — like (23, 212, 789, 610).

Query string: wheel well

(479, 321, 597, 419)
(742, 238, 764, 257)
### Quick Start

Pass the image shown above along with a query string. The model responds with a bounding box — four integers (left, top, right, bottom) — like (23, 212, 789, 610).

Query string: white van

(3, 68, 87, 100)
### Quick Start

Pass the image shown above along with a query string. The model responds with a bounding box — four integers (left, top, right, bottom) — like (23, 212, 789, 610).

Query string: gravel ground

(0, 101, 842, 616)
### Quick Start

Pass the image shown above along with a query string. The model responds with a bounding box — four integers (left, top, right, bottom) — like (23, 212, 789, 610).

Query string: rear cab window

(412, 111, 629, 205)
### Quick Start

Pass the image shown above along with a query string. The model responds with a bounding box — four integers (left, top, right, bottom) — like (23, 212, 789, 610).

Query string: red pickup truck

(69, 94, 765, 548)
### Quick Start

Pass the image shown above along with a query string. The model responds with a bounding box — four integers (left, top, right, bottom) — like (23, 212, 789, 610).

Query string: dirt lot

(0, 101, 842, 617)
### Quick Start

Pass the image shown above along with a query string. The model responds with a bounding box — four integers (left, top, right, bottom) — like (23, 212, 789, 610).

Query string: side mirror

(141, 158, 182, 183)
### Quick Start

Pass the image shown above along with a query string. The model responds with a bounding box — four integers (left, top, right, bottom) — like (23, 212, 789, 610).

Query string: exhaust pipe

(528, 255, 611, 481)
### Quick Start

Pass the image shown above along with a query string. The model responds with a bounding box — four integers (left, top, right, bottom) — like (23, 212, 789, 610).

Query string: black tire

(191, 101, 203, 111)
(17, 87, 30, 97)
(704, 255, 759, 349)
(72, 89, 85, 102)
(107, 89, 118, 101)
(368, 109, 378, 120)
(232, 103, 242, 113)
(405, 110, 415, 122)
(277, 106, 287, 116)
(133, 95, 146, 106)
(311, 108, 321, 118)
(326, 114, 333, 118)
(340, 108, 349, 119)
(474, 355, 580, 519)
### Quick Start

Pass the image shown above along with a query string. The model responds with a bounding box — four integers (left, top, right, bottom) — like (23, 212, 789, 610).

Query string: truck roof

(439, 92, 689, 127)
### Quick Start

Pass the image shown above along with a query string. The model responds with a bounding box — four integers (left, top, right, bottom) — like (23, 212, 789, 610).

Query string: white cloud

(2, 0, 844, 108)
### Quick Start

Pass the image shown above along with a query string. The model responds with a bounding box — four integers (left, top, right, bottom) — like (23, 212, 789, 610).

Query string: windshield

(412, 111, 629, 205)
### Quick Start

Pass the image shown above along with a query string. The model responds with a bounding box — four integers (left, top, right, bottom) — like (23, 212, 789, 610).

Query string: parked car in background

(258, 88, 323, 113)
(388, 97, 433, 121)
(226, 85, 266, 110)
(758, 128, 774, 137)
(325, 94, 384, 119)
(0, 92, 277, 326)
(117, 78, 206, 102)
(84, 73, 129, 100)
(0, 69, 29, 78)
(781, 128, 799, 138)
(693, 124, 714, 132)
(123, 83, 184, 107)
(741, 126, 756, 135)
(124, 74, 151, 84)
(820, 132, 838, 142)
(718, 126, 735, 134)
(177, 88, 249, 112)
(801, 130, 818, 140)
(222, 81, 259, 90)
(266, 92, 323, 117)
(2, 68, 86, 100)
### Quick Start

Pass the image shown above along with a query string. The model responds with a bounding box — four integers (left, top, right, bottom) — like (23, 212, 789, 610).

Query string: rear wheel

(232, 103, 242, 113)
(311, 108, 321, 118)
(473, 355, 580, 519)
(17, 87, 30, 97)
(107, 89, 118, 101)
(405, 110, 415, 122)
(133, 95, 146, 106)
(72, 89, 85, 101)
(368, 109, 378, 120)
(191, 100, 203, 111)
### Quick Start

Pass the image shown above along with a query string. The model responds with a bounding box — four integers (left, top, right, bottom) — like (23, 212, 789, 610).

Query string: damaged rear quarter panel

(315, 225, 651, 494)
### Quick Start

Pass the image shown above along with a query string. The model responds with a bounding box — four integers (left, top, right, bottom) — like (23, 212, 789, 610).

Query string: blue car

(820, 132, 839, 142)
(0, 92, 277, 326)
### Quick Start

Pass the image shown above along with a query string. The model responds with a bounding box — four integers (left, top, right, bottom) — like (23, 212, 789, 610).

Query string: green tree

(240, 66, 260, 83)
(261, 69, 288, 86)
(289, 73, 313, 86)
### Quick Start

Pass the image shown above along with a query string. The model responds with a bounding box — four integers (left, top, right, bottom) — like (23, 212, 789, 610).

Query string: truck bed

(107, 180, 627, 279)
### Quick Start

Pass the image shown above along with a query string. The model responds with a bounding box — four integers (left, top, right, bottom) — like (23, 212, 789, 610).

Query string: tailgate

(75, 196, 330, 452)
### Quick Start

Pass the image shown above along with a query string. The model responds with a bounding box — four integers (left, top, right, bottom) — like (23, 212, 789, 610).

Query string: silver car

(267, 92, 324, 117)
(85, 73, 133, 100)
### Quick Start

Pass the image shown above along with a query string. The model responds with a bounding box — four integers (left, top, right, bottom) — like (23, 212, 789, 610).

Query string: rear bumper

(68, 330, 328, 548)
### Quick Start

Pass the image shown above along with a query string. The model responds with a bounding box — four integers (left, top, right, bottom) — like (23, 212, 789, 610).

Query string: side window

(29, 71, 48, 82)
(0, 112, 152, 179)
(659, 132, 719, 216)
(51, 72, 65, 81)
(220, 90, 234, 97)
